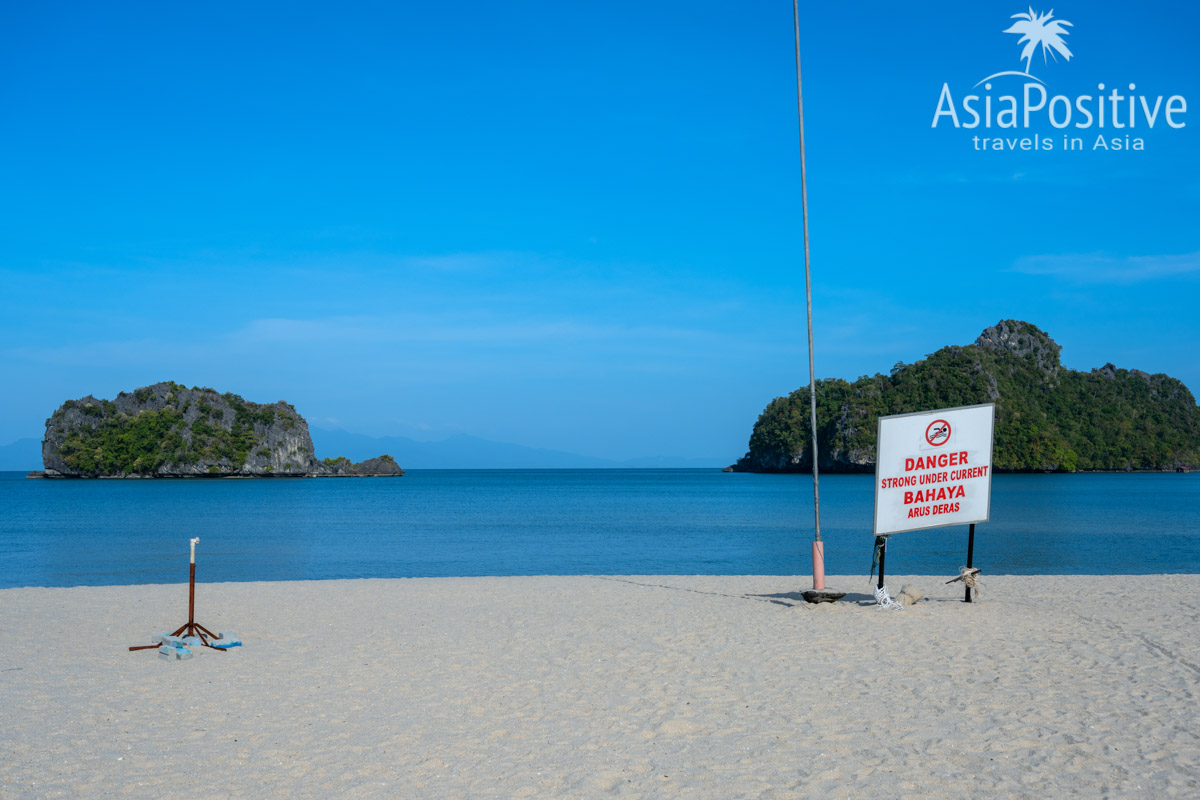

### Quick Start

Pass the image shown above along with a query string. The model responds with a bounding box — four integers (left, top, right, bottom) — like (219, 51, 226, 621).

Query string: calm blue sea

(1, 470, 1198, 588)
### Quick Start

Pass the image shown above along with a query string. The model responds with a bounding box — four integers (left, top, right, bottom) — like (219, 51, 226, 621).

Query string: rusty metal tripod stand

(129, 538, 225, 653)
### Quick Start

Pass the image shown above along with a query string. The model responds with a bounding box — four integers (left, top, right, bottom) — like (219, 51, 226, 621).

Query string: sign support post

(876, 536, 887, 591)
(964, 523, 976, 603)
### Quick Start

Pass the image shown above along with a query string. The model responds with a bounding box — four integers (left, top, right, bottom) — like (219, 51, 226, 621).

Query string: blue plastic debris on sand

(158, 644, 193, 660)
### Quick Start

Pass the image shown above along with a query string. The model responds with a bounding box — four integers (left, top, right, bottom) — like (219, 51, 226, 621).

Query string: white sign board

(873, 403, 995, 536)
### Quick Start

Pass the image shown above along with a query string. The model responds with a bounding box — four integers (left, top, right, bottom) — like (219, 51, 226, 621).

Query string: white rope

(945, 567, 982, 598)
(874, 584, 903, 610)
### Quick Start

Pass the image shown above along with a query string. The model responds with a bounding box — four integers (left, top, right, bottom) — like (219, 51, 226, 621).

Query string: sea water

(1, 470, 1197, 588)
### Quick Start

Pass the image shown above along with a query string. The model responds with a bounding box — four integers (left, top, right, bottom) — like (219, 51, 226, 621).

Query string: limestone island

(733, 320, 1200, 474)
(36, 381, 404, 479)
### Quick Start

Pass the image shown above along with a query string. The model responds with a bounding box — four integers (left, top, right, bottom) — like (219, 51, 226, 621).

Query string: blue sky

(1, 1, 1197, 462)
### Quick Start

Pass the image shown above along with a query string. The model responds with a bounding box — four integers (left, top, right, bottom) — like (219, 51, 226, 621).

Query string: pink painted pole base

(812, 540, 826, 591)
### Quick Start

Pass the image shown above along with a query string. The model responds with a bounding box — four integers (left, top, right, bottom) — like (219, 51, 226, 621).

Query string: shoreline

(5, 571, 1200, 592)
(3, 574, 1198, 798)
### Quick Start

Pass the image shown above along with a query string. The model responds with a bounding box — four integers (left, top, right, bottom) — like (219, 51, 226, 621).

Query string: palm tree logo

(976, 7, 1074, 86)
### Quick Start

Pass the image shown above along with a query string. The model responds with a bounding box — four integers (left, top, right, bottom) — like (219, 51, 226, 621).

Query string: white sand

(2, 574, 1198, 799)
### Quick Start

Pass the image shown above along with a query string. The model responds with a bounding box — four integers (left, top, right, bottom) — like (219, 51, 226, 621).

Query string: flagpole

(792, 0, 825, 590)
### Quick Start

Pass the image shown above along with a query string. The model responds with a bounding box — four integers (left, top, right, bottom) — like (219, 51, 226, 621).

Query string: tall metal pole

(792, 0, 824, 589)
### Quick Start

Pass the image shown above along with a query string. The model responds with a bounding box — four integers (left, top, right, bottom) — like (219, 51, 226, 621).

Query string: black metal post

(964, 523, 976, 603)
(876, 536, 886, 591)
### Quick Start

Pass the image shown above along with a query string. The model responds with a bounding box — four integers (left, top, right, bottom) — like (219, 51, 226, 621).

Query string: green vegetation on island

(58, 406, 184, 475)
(735, 320, 1200, 473)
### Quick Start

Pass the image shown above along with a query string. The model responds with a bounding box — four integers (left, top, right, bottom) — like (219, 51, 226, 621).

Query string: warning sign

(873, 403, 995, 535)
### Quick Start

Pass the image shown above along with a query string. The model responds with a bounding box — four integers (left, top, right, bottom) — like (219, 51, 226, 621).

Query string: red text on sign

(907, 501, 961, 518)
(905, 452, 968, 472)
(903, 484, 966, 505)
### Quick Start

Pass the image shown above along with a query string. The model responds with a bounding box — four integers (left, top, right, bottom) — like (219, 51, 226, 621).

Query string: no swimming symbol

(925, 419, 951, 447)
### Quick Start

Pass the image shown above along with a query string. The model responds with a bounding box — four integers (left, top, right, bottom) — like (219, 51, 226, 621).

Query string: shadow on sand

(747, 590, 877, 607)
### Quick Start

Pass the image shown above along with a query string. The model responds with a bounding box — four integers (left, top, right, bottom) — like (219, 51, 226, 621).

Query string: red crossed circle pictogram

(925, 419, 951, 447)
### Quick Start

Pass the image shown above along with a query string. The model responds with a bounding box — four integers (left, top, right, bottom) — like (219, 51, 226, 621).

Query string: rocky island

(37, 382, 404, 478)
(734, 320, 1200, 473)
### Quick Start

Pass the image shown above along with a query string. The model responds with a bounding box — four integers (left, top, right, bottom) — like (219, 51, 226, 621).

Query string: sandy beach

(2, 574, 1198, 799)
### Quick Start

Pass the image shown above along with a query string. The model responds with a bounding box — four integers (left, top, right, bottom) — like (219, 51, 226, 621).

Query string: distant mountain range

(308, 429, 724, 470)
(0, 438, 40, 471)
(0, 431, 723, 471)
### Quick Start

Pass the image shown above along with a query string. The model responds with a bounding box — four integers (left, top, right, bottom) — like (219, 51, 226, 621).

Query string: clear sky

(1, 1, 1197, 461)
